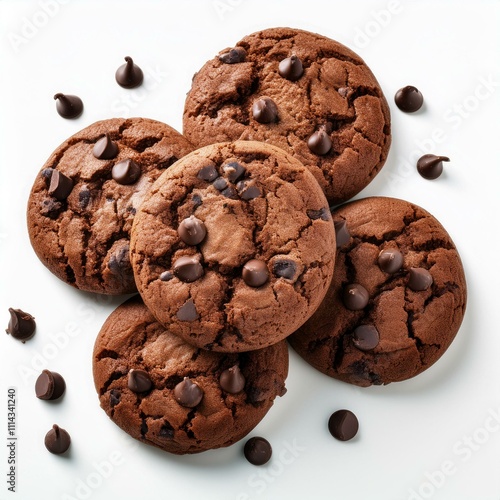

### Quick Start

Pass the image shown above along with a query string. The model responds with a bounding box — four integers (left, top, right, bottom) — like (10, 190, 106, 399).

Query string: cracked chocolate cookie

(130, 141, 336, 352)
(93, 296, 288, 454)
(27, 118, 193, 294)
(183, 27, 391, 205)
(289, 197, 467, 386)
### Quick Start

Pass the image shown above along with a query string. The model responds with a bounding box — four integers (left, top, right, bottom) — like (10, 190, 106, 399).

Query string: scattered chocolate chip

(41, 168, 54, 186)
(48, 170, 74, 201)
(159, 270, 174, 281)
(252, 97, 279, 124)
(93, 134, 119, 160)
(242, 259, 269, 287)
(112, 159, 141, 185)
(394, 85, 423, 113)
(128, 369, 153, 393)
(197, 164, 219, 182)
(328, 410, 359, 441)
(417, 154, 450, 180)
(378, 248, 403, 274)
(278, 55, 303, 81)
(244, 437, 272, 466)
(108, 245, 130, 277)
(222, 186, 239, 199)
(115, 56, 144, 88)
(353, 325, 379, 351)
(408, 268, 433, 291)
(35, 370, 66, 400)
(192, 194, 203, 209)
(173, 256, 204, 283)
(223, 162, 246, 183)
(342, 284, 369, 310)
(178, 216, 207, 246)
(174, 378, 203, 408)
(54, 93, 84, 119)
(44, 424, 71, 454)
(159, 423, 174, 439)
(177, 299, 199, 322)
(78, 188, 91, 209)
(220, 365, 246, 394)
(213, 177, 228, 191)
(272, 260, 296, 280)
(307, 207, 331, 221)
(307, 129, 332, 155)
(219, 47, 246, 64)
(338, 87, 349, 97)
(334, 220, 351, 248)
(237, 181, 262, 200)
(6, 308, 36, 342)
(110, 389, 121, 407)
(40, 198, 63, 219)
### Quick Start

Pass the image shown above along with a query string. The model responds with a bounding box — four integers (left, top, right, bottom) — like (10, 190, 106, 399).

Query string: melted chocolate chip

(334, 220, 351, 248)
(408, 268, 433, 291)
(223, 162, 246, 183)
(44, 424, 71, 454)
(110, 389, 121, 407)
(222, 186, 239, 199)
(307, 129, 332, 155)
(48, 170, 74, 201)
(159, 270, 173, 281)
(159, 423, 174, 439)
(174, 378, 203, 408)
(307, 207, 330, 221)
(395, 85, 423, 113)
(213, 177, 228, 191)
(219, 47, 246, 64)
(177, 299, 199, 322)
(115, 56, 144, 88)
(278, 55, 303, 81)
(244, 437, 272, 466)
(328, 410, 359, 441)
(220, 365, 246, 394)
(178, 216, 207, 246)
(352, 325, 379, 351)
(173, 256, 203, 282)
(6, 308, 36, 342)
(342, 284, 369, 310)
(272, 260, 296, 280)
(112, 159, 141, 185)
(128, 369, 153, 393)
(378, 248, 403, 274)
(35, 370, 66, 400)
(237, 181, 262, 200)
(54, 93, 84, 119)
(93, 134, 119, 160)
(40, 198, 63, 219)
(78, 188, 91, 209)
(197, 164, 219, 182)
(417, 154, 449, 180)
(41, 168, 54, 186)
(252, 97, 279, 124)
(242, 260, 269, 287)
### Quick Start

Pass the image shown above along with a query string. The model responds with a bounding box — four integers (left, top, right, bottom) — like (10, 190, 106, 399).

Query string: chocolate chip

(110, 389, 121, 407)
(395, 85, 424, 113)
(174, 378, 203, 408)
(219, 47, 246, 64)
(6, 308, 36, 342)
(159, 270, 173, 281)
(334, 220, 351, 248)
(177, 299, 199, 322)
(417, 154, 450, 180)
(223, 161, 246, 182)
(252, 97, 279, 124)
(159, 423, 174, 439)
(93, 134, 119, 159)
(178, 216, 207, 246)
(173, 256, 204, 283)
(352, 325, 379, 351)
(213, 177, 228, 191)
(197, 164, 219, 182)
(338, 87, 349, 97)
(35, 370, 66, 400)
(222, 186, 239, 199)
(237, 181, 262, 200)
(244, 437, 272, 466)
(220, 365, 246, 394)
(307, 129, 332, 155)
(342, 284, 369, 310)
(128, 369, 153, 393)
(242, 259, 269, 287)
(40, 198, 63, 219)
(112, 159, 141, 185)
(192, 194, 203, 209)
(44, 424, 71, 454)
(115, 56, 144, 88)
(307, 207, 331, 221)
(272, 260, 296, 280)
(78, 188, 91, 209)
(328, 410, 359, 441)
(108, 244, 130, 277)
(378, 248, 403, 274)
(41, 168, 54, 186)
(278, 55, 303, 81)
(408, 268, 433, 291)
(53, 93, 83, 119)
(48, 170, 74, 201)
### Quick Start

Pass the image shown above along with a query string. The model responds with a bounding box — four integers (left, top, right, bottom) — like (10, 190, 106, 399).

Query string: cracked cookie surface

(92, 296, 288, 454)
(289, 197, 467, 386)
(183, 27, 391, 205)
(27, 118, 193, 294)
(130, 141, 336, 352)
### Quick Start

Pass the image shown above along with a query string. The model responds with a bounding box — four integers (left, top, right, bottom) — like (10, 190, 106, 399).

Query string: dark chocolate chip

(54, 93, 83, 119)
(44, 424, 71, 454)
(93, 134, 119, 160)
(242, 259, 269, 287)
(176, 299, 199, 322)
(334, 220, 351, 248)
(128, 369, 153, 393)
(220, 365, 246, 394)
(48, 170, 74, 201)
(237, 181, 262, 200)
(213, 177, 228, 191)
(328, 409, 359, 441)
(342, 284, 369, 310)
(307, 207, 331, 221)
(115, 56, 144, 88)
(41, 168, 54, 186)
(307, 129, 332, 155)
(394, 85, 423, 113)
(192, 194, 203, 209)
(222, 186, 239, 199)
(178, 216, 207, 246)
(173, 256, 204, 283)
(408, 268, 433, 291)
(40, 198, 63, 219)
(112, 159, 141, 185)
(219, 47, 246, 64)
(252, 97, 279, 124)
(197, 164, 219, 182)
(35, 370, 66, 400)
(278, 55, 303, 81)
(272, 260, 296, 280)
(417, 154, 450, 180)
(6, 308, 36, 342)
(174, 378, 203, 408)
(108, 245, 130, 277)
(244, 437, 272, 466)
(78, 188, 91, 209)
(159, 270, 173, 281)
(378, 248, 403, 274)
(353, 325, 379, 351)
(159, 423, 174, 439)
(110, 389, 121, 407)
(223, 162, 246, 183)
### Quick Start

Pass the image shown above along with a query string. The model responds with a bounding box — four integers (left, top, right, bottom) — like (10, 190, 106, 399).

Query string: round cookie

(289, 197, 467, 386)
(183, 27, 391, 205)
(27, 118, 193, 294)
(130, 141, 336, 352)
(93, 296, 288, 454)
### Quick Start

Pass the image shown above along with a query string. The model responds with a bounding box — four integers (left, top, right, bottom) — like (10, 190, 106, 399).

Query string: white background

(0, 1, 499, 499)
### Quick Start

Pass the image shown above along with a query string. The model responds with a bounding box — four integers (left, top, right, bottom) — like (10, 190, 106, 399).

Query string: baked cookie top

(130, 140, 336, 352)
(27, 118, 193, 294)
(183, 27, 391, 205)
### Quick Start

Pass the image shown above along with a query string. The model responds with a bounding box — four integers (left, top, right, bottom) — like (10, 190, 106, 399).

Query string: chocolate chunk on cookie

(183, 27, 391, 205)
(130, 141, 336, 352)
(289, 197, 467, 386)
(27, 118, 193, 294)
(92, 296, 288, 454)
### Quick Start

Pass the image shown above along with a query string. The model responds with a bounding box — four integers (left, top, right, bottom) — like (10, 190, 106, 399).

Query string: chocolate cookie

(183, 27, 391, 205)
(27, 118, 193, 294)
(130, 141, 336, 352)
(93, 296, 288, 454)
(289, 197, 467, 386)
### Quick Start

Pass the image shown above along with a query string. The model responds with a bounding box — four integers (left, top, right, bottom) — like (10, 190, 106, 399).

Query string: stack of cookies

(26, 28, 466, 455)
